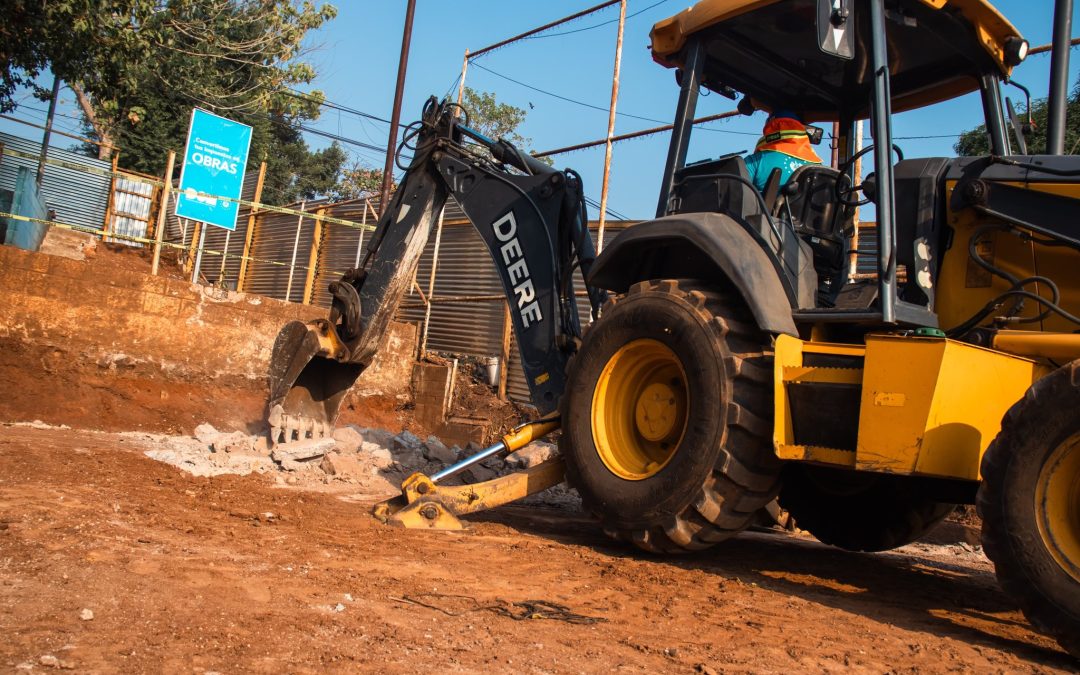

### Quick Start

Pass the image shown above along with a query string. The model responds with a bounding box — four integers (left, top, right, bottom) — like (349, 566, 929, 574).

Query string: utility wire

(471, 61, 757, 136)
(519, 0, 672, 41)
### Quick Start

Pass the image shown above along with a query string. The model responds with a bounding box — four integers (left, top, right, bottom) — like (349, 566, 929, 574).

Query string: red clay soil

(0, 425, 1074, 673)
(0, 338, 405, 436)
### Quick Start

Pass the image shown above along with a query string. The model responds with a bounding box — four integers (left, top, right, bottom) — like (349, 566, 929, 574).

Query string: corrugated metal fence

(0, 131, 111, 235)
(0, 126, 639, 407)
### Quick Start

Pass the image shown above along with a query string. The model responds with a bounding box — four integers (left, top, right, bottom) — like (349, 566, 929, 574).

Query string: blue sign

(175, 108, 252, 231)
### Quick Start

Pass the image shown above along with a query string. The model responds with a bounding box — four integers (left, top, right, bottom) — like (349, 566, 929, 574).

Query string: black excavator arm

(267, 97, 606, 443)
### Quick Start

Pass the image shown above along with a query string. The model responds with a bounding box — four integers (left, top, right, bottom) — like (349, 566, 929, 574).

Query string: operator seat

(774, 164, 857, 306)
(669, 154, 818, 308)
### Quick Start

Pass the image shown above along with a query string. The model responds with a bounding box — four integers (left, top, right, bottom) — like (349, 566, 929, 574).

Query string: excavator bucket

(267, 320, 362, 444)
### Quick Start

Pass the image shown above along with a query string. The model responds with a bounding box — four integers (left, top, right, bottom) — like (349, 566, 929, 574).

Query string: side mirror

(817, 0, 854, 60)
(805, 125, 825, 145)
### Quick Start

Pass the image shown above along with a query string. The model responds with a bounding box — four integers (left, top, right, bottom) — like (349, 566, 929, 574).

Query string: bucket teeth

(268, 408, 333, 445)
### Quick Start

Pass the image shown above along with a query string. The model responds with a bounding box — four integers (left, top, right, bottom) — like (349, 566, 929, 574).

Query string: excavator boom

(267, 97, 605, 444)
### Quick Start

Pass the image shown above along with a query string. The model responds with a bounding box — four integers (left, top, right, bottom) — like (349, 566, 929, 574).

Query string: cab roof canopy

(650, 0, 1023, 122)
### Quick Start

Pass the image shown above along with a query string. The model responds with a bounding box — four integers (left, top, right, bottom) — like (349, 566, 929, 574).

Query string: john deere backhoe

(268, 0, 1080, 658)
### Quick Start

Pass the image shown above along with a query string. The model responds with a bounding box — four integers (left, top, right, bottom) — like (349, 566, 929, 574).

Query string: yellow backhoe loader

(268, 0, 1080, 658)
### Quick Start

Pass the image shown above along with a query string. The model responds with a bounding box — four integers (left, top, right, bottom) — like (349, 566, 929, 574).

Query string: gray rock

(333, 425, 365, 454)
(210, 431, 255, 455)
(194, 423, 220, 445)
(369, 447, 394, 470)
(320, 451, 364, 478)
(462, 464, 499, 483)
(79, 608, 94, 621)
(392, 430, 422, 452)
(272, 437, 335, 469)
(505, 442, 559, 470)
(362, 427, 394, 448)
(422, 436, 458, 464)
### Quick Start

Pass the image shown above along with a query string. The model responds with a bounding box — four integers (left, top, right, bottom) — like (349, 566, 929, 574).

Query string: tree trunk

(71, 82, 114, 161)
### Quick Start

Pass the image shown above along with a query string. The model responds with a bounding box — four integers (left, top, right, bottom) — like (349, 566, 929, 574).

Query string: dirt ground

(1, 424, 1075, 673)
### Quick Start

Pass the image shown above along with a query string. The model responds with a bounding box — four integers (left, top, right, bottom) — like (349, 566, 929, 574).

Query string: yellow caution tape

(0, 210, 309, 270)
(1, 147, 377, 231)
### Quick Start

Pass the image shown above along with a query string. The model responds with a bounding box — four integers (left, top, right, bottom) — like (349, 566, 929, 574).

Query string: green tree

(330, 160, 391, 202)
(3, 0, 340, 205)
(459, 87, 552, 166)
(955, 77, 1080, 156)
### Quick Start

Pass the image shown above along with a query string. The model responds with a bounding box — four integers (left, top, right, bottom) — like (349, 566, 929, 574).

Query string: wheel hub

(634, 382, 682, 442)
(591, 339, 689, 481)
(1036, 432, 1080, 583)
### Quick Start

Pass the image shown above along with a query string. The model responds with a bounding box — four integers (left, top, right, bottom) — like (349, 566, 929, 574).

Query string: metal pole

(151, 150, 176, 275)
(285, 201, 306, 302)
(191, 224, 207, 284)
(218, 229, 231, 285)
(353, 200, 371, 268)
(380, 0, 417, 211)
(869, 0, 897, 324)
(35, 77, 61, 189)
(456, 49, 470, 108)
(596, 0, 627, 254)
(1047, 0, 1073, 155)
(419, 207, 446, 356)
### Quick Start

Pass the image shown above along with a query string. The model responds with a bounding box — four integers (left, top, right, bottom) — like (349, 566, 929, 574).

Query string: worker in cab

(744, 110, 823, 192)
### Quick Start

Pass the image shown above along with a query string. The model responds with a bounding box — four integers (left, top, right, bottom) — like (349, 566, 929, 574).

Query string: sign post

(175, 108, 253, 232)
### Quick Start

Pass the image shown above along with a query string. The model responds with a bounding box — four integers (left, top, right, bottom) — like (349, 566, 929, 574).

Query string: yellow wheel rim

(1035, 432, 1080, 583)
(591, 339, 689, 480)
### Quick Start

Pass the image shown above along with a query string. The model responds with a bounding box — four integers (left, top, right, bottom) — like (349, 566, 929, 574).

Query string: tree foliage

(955, 77, 1080, 156)
(3, 0, 341, 205)
(460, 87, 551, 166)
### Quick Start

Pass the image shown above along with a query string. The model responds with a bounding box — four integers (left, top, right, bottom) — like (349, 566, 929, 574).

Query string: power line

(521, 0, 672, 41)
(281, 88, 391, 124)
(470, 61, 757, 136)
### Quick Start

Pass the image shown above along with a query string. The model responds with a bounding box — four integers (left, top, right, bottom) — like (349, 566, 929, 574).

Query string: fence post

(284, 200, 306, 302)
(191, 223, 207, 284)
(150, 150, 176, 276)
(419, 207, 446, 357)
(498, 301, 512, 400)
(353, 199, 371, 268)
(185, 220, 202, 276)
(102, 154, 119, 237)
(302, 206, 326, 304)
(236, 161, 266, 292)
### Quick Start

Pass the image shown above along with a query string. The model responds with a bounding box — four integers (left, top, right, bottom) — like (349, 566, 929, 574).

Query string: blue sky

(4, 0, 1078, 220)
(298, 0, 1080, 220)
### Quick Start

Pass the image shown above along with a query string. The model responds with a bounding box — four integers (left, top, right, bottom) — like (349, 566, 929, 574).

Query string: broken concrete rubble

(136, 422, 580, 511)
(505, 441, 558, 470)
(422, 435, 459, 464)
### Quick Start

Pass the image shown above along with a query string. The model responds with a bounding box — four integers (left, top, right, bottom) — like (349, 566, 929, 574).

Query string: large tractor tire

(778, 465, 955, 552)
(979, 362, 1080, 659)
(559, 279, 781, 553)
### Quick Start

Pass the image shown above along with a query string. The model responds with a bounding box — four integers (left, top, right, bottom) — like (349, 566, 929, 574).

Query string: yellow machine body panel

(775, 334, 1048, 480)
(937, 180, 1080, 335)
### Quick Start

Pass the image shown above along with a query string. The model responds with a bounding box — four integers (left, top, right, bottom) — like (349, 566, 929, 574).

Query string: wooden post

(236, 161, 266, 291)
(595, 0, 627, 254)
(150, 151, 176, 276)
(498, 301, 512, 400)
(302, 206, 326, 304)
(101, 154, 120, 237)
(185, 220, 202, 276)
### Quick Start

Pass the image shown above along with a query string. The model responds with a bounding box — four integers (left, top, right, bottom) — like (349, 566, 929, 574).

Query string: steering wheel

(834, 143, 904, 207)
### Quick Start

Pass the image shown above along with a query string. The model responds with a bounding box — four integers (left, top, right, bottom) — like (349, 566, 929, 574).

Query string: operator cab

(651, 0, 1026, 328)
